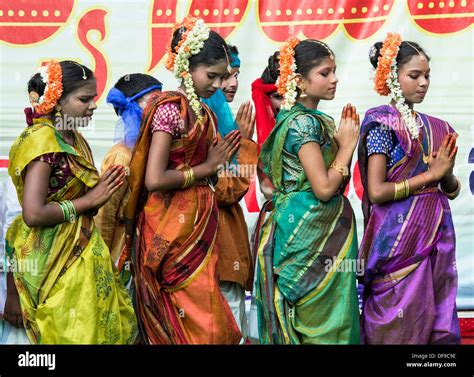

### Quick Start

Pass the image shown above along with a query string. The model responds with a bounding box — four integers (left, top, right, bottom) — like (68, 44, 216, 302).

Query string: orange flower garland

(373, 33, 402, 96)
(276, 36, 300, 110)
(35, 60, 63, 115)
(165, 16, 198, 72)
(276, 36, 299, 97)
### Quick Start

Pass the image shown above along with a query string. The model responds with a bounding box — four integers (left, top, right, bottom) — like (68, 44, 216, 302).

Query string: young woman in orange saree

(124, 17, 242, 344)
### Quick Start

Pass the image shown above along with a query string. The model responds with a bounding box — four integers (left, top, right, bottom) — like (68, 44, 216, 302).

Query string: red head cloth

(251, 78, 277, 151)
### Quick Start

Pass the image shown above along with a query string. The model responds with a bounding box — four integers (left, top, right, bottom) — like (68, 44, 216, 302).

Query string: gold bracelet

(183, 168, 191, 188)
(179, 166, 196, 189)
(187, 166, 196, 187)
(329, 160, 349, 179)
(394, 179, 410, 201)
(404, 179, 410, 198)
(182, 168, 190, 188)
(394, 182, 402, 201)
(442, 177, 461, 200)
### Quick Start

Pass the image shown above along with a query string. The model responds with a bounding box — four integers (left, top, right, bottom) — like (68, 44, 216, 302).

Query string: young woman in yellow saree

(124, 17, 242, 344)
(4, 60, 137, 344)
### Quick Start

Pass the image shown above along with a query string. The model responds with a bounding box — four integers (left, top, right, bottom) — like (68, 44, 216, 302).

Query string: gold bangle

(442, 177, 461, 200)
(394, 179, 409, 201)
(329, 160, 349, 179)
(182, 168, 189, 188)
(394, 182, 402, 201)
(183, 168, 191, 188)
(403, 179, 410, 198)
(179, 166, 196, 189)
(187, 166, 196, 187)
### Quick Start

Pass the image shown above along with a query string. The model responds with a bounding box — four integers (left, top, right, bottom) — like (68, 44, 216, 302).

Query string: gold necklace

(414, 112, 430, 164)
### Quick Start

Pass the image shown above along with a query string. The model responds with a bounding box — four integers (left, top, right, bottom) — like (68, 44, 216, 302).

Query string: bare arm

(298, 104, 360, 202)
(145, 130, 241, 192)
(22, 160, 125, 227)
(367, 154, 432, 204)
(298, 143, 353, 202)
(367, 134, 458, 204)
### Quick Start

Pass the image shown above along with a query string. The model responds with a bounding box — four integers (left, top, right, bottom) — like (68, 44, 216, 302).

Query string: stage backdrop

(0, 0, 472, 307)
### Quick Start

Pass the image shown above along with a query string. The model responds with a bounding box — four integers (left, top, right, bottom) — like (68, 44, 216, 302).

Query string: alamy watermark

(0, 258, 39, 275)
(324, 257, 365, 276)
(216, 162, 257, 178)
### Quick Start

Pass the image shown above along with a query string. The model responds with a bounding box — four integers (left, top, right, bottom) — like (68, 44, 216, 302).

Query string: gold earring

(299, 87, 307, 98)
(55, 105, 62, 117)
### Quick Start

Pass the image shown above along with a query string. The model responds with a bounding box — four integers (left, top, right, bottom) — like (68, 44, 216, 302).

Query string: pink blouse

(150, 102, 182, 139)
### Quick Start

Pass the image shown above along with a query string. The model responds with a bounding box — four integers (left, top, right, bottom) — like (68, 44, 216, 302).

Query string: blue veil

(107, 84, 162, 148)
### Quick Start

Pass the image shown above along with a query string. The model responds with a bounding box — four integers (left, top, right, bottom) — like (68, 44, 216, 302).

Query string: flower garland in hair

(373, 33, 421, 140)
(374, 33, 401, 96)
(165, 16, 210, 121)
(34, 60, 63, 115)
(276, 36, 300, 111)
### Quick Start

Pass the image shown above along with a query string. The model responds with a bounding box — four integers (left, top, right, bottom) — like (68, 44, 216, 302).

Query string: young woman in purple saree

(358, 33, 461, 344)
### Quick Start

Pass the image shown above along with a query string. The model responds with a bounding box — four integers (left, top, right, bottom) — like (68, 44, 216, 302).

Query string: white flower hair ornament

(165, 16, 210, 122)
(372, 33, 423, 140)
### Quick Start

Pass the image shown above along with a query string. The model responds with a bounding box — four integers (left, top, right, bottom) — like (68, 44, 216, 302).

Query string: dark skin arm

(145, 130, 241, 192)
(367, 134, 458, 204)
(22, 161, 125, 227)
(298, 105, 360, 202)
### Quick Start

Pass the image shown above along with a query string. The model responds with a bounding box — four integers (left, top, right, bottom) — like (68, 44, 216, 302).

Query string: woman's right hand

(334, 104, 360, 152)
(235, 101, 256, 140)
(3, 292, 24, 328)
(3, 273, 24, 329)
(205, 130, 241, 174)
(427, 134, 457, 181)
(85, 164, 125, 209)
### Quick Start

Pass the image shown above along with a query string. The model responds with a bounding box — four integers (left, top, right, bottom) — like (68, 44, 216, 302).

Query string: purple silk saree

(358, 105, 460, 344)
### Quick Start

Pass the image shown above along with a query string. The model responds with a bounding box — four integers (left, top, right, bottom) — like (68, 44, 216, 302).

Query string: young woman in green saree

(256, 38, 361, 344)
(4, 60, 137, 344)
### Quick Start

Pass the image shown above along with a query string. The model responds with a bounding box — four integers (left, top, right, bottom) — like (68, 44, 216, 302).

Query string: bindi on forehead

(403, 55, 429, 67)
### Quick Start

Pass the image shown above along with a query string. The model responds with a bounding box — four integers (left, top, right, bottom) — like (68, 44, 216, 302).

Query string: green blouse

(282, 103, 332, 192)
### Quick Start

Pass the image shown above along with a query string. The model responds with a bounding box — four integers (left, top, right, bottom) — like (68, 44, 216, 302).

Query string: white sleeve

(2, 178, 22, 267)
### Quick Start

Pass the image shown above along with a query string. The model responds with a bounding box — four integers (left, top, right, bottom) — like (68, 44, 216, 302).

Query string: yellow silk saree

(6, 119, 137, 344)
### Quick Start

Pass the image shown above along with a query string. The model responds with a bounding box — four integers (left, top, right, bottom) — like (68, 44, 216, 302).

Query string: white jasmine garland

(283, 71, 297, 111)
(277, 64, 298, 111)
(173, 19, 210, 121)
(386, 51, 422, 140)
(37, 65, 49, 104)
